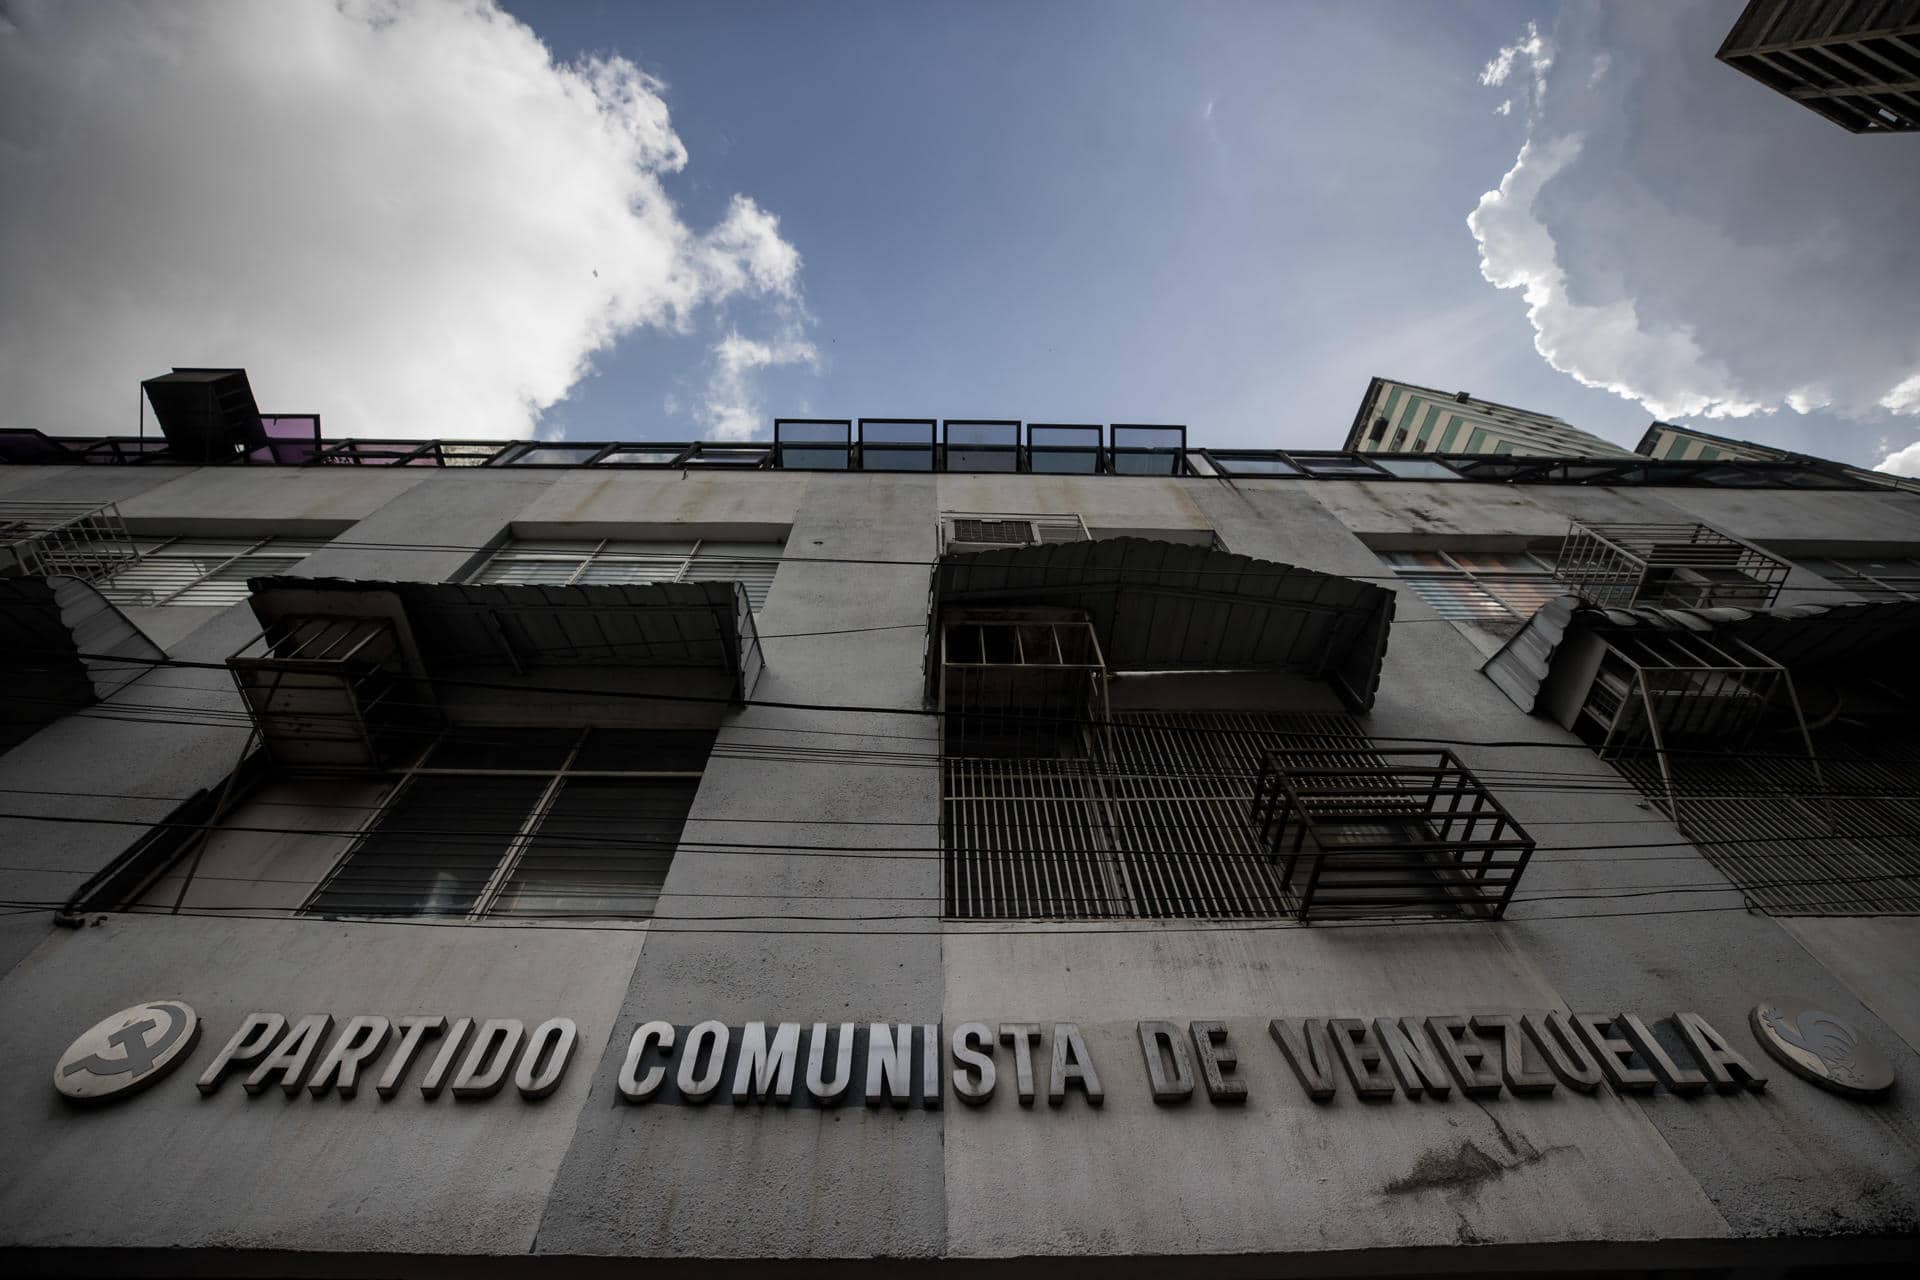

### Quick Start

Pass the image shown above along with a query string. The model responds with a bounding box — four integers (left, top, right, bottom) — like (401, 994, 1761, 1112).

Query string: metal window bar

(302, 726, 710, 920)
(1380, 550, 1563, 622)
(1250, 747, 1536, 922)
(1553, 520, 1792, 609)
(941, 708, 1480, 922)
(96, 536, 327, 607)
(1807, 556, 1920, 602)
(468, 538, 782, 610)
(0, 501, 140, 582)
(228, 615, 428, 772)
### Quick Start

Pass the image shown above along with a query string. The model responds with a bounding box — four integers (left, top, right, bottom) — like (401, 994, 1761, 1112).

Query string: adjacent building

(2, 372, 1917, 1276)
(1345, 377, 1636, 459)
(1716, 0, 1920, 134)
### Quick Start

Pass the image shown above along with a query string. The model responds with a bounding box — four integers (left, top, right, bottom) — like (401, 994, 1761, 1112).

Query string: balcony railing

(1552, 520, 1792, 609)
(1251, 747, 1535, 922)
(0, 501, 139, 582)
(229, 616, 433, 771)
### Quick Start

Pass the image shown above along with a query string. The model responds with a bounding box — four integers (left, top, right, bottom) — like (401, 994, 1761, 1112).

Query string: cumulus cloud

(1466, 1, 1920, 465)
(0, 0, 812, 440)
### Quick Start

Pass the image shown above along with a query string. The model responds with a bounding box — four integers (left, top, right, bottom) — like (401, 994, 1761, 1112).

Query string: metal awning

(0, 575, 164, 744)
(926, 538, 1395, 711)
(1482, 594, 1920, 714)
(244, 576, 763, 700)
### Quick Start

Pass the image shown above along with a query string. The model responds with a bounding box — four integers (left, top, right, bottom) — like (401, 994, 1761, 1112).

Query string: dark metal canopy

(244, 575, 763, 699)
(1483, 594, 1920, 714)
(926, 537, 1395, 711)
(0, 575, 163, 747)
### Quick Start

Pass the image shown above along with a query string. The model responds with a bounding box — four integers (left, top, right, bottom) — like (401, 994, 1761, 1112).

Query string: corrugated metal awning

(245, 576, 762, 699)
(927, 538, 1395, 711)
(0, 575, 164, 741)
(1482, 594, 1920, 713)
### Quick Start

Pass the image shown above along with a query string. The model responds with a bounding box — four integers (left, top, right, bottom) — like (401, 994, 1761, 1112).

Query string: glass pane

(427, 729, 577, 772)
(492, 778, 698, 917)
(1029, 451, 1098, 474)
(598, 447, 684, 466)
(506, 445, 604, 465)
(684, 448, 768, 467)
(1028, 425, 1101, 449)
(860, 420, 935, 445)
(1111, 426, 1185, 451)
(778, 446, 849, 470)
(1210, 454, 1299, 476)
(1379, 551, 1449, 569)
(775, 420, 850, 444)
(307, 774, 547, 916)
(946, 448, 1018, 473)
(1446, 552, 1540, 572)
(1292, 454, 1384, 477)
(1112, 452, 1179, 476)
(574, 727, 718, 772)
(1372, 458, 1461, 479)
(862, 448, 933, 471)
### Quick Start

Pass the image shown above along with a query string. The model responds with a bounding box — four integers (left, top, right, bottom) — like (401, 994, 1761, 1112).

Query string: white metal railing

(0, 501, 139, 582)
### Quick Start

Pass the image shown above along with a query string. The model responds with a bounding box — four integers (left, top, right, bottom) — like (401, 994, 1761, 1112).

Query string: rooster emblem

(1750, 1000, 1894, 1100)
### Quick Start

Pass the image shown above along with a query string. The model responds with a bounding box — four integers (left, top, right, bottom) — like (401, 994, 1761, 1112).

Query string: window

(467, 538, 782, 609)
(98, 536, 328, 607)
(940, 513, 1089, 553)
(1379, 549, 1561, 622)
(1802, 555, 1920, 601)
(305, 727, 713, 919)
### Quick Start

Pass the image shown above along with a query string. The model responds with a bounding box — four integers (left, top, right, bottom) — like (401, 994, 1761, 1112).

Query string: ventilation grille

(941, 513, 1088, 553)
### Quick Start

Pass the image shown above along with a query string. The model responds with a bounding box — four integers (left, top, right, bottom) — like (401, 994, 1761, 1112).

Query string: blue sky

(525, 0, 1659, 451)
(4, 1, 1916, 469)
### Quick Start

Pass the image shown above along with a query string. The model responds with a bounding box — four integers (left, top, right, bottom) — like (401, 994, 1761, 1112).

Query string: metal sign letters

(58, 1002, 1895, 1109)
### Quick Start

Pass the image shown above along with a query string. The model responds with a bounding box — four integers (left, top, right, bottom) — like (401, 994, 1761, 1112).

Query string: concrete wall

(2, 462, 1917, 1272)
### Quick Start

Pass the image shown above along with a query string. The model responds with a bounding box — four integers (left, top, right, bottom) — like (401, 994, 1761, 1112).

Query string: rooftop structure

(1716, 0, 1920, 134)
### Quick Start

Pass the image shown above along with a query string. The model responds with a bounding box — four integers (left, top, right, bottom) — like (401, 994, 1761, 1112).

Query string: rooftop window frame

(489, 442, 623, 468)
(773, 419, 852, 471)
(857, 417, 937, 472)
(1026, 423, 1105, 475)
(941, 419, 1024, 474)
(1109, 423, 1188, 476)
(591, 443, 695, 468)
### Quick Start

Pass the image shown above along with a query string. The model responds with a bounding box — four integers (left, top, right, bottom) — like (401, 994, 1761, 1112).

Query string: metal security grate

(1554, 520, 1790, 610)
(98, 536, 327, 607)
(468, 538, 782, 610)
(1613, 736, 1920, 915)
(951, 519, 1035, 546)
(943, 711, 1401, 920)
(0, 501, 140, 582)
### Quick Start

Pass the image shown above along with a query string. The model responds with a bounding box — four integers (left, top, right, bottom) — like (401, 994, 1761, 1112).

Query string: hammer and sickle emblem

(62, 1003, 187, 1079)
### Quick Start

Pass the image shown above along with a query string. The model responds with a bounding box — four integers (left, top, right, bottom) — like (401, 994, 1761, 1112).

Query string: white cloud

(1495, 99, 1513, 117)
(1876, 441, 1920, 478)
(698, 325, 819, 440)
(1466, 3, 1920, 457)
(0, 0, 813, 440)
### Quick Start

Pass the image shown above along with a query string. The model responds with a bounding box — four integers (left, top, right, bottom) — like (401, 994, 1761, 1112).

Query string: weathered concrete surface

(534, 475, 946, 1261)
(941, 925, 1729, 1258)
(1782, 917, 1920, 1056)
(0, 915, 643, 1255)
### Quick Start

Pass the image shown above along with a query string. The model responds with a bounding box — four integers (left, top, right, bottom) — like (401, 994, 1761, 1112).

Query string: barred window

(1379, 549, 1561, 621)
(945, 711, 1377, 920)
(466, 538, 782, 609)
(1801, 555, 1920, 602)
(97, 536, 329, 607)
(304, 727, 714, 920)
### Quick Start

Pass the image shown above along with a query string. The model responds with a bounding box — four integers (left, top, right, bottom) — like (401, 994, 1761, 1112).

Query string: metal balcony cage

(938, 608, 1109, 756)
(0, 501, 139, 582)
(1571, 628, 1822, 832)
(1251, 747, 1536, 922)
(229, 616, 436, 772)
(1552, 520, 1791, 609)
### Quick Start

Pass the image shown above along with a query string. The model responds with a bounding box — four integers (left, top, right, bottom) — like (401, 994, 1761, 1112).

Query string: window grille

(97, 536, 328, 607)
(1801, 555, 1920, 602)
(0, 501, 140, 581)
(304, 727, 713, 919)
(467, 538, 782, 609)
(1553, 521, 1790, 609)
(940, 513, 1089, 554)
(942, 711, 1512, 922)
(1379, 550, 1562, 621)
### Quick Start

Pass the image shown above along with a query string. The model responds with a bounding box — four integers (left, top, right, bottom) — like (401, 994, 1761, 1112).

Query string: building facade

(1345, 377, 1635, 459)
(2, 393, 1919, 1276)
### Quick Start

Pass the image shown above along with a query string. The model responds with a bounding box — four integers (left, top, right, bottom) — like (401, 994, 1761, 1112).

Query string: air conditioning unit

(941, 514, 1088, 554)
